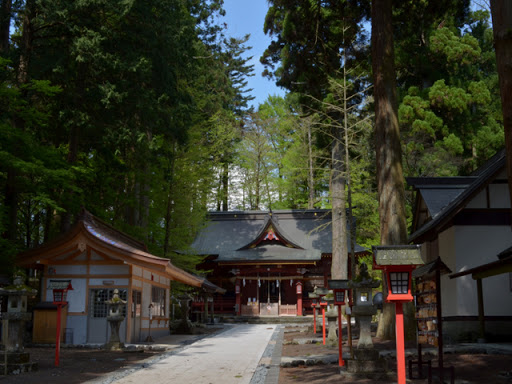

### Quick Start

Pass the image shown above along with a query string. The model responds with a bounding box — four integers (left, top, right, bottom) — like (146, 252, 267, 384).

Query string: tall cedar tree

(490, 1, 512, 208)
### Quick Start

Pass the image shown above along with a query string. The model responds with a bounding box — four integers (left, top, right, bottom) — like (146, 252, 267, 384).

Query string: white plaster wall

(88, 278, 129, 286)
(438, 227, 458, 317)
(90, 250, 104, 260)
(89, 265, 129, 275)
(49, 265, 87, 275)
(143, 281, 152, 316)
(489, 184, 511, 208)
(45, 278, 87, 313)
(143, 270, 152, 280)
(133, 278, 142, 288)
(452, 225, 512, 316)
(65, 315, 88, 344)
(465, 190, 486, 209)
(132, 266, 143, 277)
(166, 288, 170, 318)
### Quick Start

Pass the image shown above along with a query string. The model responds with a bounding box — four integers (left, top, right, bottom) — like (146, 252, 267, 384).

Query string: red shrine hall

(186, 210, 366, 317)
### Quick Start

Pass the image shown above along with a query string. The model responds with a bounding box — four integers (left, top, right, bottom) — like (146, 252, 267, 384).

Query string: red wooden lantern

(373, 245, 423, 303)
(235, 283, 240, 294)
(373, 245, 424, 384)
(48, 280, 73, 367)
(295, 282, 303, 294)
(333, 289, 346, 305)
(384, 265, 414, 302)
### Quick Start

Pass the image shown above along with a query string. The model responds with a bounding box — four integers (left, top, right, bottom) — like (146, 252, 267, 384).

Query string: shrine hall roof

(188, 210, 366, 262)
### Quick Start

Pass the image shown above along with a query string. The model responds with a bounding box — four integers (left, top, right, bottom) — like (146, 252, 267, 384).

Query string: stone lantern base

(104, 315, 125, 351)
(0, 351, 38, 375)
(343, 348, 388, 379)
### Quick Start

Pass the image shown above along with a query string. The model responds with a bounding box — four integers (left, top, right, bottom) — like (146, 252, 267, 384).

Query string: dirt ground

(0, 347, 161, 384)
(278, 329, 512, 384)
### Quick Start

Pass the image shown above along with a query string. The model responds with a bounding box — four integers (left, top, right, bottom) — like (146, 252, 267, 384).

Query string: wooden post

(395, 301, 406, 384)
(235, 283, 241, 316)
(337, 305, 344, 366)
(55, 304, 62, 367)
(296, 282, 303, 316)
(477, 278, 485, 341)
(322, 306, 326, 345)
(3, 320, 8, 375)
(313, 305, 317, 334)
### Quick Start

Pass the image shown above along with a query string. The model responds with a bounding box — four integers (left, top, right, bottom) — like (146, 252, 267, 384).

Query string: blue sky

(221, 0, 286, 109)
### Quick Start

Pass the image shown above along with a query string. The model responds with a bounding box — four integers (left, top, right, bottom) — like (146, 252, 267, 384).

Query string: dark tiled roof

(412, 257, 451, 278)
(189, 210, 366, 262)
(408, 149, 506, 243)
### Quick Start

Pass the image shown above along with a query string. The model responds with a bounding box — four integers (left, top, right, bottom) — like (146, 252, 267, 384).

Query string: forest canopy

(0, 0, 504, 276)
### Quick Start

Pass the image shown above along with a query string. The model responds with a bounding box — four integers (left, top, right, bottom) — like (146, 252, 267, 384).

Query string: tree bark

(221, 162, 229, 211)
(490, 1, 512, 211)
(0, 0, 12, 54)
(372, 0, 408, 340)
(331, 124, 348, 280)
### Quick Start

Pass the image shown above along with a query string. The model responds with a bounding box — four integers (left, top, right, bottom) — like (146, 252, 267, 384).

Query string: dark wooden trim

(442, 315, 512, 321)
(453, 209, 512, 226)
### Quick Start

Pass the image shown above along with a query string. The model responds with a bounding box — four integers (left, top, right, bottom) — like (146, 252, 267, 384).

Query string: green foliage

(398, 9, 503, 177)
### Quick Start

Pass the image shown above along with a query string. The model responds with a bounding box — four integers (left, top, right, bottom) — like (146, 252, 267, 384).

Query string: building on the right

(407, 148, 512, 343)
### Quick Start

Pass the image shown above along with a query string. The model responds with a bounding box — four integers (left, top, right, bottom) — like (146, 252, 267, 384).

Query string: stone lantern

(345, 263, 387, 380)
(104, 289, 127, 350)
(0, 273, 38, 374)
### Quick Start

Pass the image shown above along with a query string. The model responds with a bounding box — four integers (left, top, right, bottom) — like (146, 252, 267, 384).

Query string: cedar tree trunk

(490, 1, 512, 211)
(372, 0, 408, 340)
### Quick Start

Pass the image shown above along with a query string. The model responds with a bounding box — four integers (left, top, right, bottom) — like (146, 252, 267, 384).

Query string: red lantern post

(309, 294, 318, 334)
(313, 287, 329, 345)
(49, 280, 73, 367)
(373, 245, 423, 384)
(296, 282, 303, 316)
(329, 279, 349, 367)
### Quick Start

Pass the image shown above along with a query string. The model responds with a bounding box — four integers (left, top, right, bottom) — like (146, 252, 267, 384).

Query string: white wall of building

(442, 225, 512, 317)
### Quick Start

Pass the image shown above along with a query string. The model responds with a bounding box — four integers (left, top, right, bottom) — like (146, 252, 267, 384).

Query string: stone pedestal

(345, 348, 388, 380)
(326, 308, 339, 347)
(0, 281, 38, 375)
(343, 263, 388, 380)
(0, 351, 38, 375)
(351, 305, 376, 349)
(105, 315, 125, 350)
(175, 295, 193, 334)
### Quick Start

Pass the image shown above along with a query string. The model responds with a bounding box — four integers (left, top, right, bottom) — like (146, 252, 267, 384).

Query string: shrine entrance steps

(220, 315, 314, 324)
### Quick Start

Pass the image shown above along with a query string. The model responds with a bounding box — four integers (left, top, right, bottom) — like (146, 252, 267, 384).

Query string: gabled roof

(237, 214, 304, 250)
(16, 209, 224, 293)
(188, 210, 367, 263)
(408, 149, 506, 243)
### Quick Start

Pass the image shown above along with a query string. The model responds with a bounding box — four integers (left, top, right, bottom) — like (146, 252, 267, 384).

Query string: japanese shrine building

(16, 209, 221, 344)
(408, 149, 512, 341)
(187, 209, 366, 317)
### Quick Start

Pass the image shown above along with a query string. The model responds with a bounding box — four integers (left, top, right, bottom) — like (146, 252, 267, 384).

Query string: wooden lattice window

(151, 286, 166, 317)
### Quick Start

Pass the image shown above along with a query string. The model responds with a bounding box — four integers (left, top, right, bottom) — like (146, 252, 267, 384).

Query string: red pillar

(55, 304, 62, 367)
(312, 305, 317, 334)
(337, 305, 344, 366)
(395, 301, 406, 384)
(296, 282, 303, 316)
(322, 305, 326, 345)
(235, 283, 241, 316)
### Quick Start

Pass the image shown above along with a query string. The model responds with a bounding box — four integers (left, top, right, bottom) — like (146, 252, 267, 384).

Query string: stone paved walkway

(91, 324, 277, 384)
